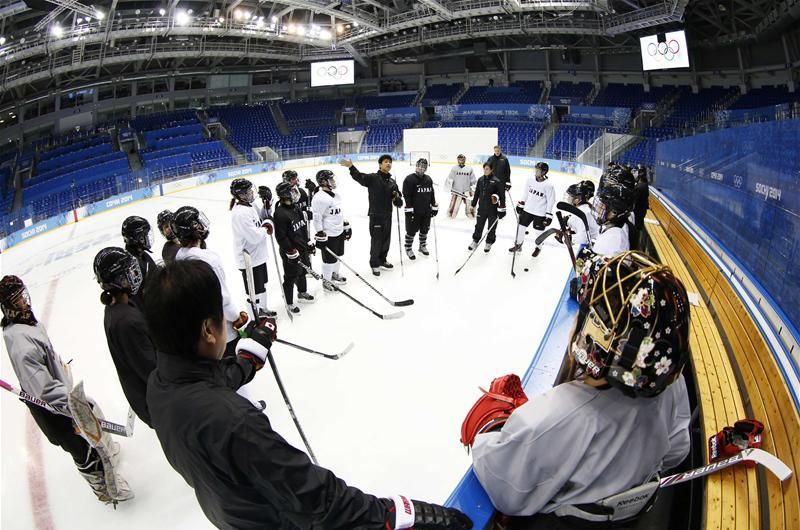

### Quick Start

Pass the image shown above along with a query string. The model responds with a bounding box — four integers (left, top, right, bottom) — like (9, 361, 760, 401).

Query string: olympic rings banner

(639, 30, 690, 71)
(310, 59, 355, 88)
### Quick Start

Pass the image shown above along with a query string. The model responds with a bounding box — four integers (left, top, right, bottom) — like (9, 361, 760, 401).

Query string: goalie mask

(570, 251, 690, 397)
(0, 275, 37, 326)
(93, 247, 143, 295)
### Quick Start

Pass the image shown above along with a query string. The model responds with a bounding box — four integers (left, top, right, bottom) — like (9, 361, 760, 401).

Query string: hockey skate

(418, 243, 429, 256)
(288, 304, 301, 314)
(380, 261, 394, 270)
(331, 272, 347, 284)
(508, 243, 522, 253)
(297, 292, 315, 303)
(257, 308, 278, 318)
(405, 248, 416, 260)
(371, 267, 381, 277)
(323, 280, 337, 292)
(484, 242, 493, 253)
(468, 240, 479, 251)
(532, 247, 542, 258)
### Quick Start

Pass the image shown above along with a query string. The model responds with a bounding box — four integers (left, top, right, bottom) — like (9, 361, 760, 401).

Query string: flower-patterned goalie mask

(571, 251, 691, 398)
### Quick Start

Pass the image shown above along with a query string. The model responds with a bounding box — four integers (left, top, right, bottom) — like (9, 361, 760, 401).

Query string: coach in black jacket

(341, 155, 403, 276)
(144, 260, 471, 530)
(486, 145, 511, 190)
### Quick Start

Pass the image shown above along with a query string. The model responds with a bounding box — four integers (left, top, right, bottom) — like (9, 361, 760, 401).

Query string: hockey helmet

(93, 247, 143, 295)
(571, 251, 690, 397)
(565, 183, 588, 205)
(416, 158, 429, 175)
(580, 180, 596, 200)
(0, 275, 36, 324)
(316, 169, 336, 189)
(121, 216, 153, 250)
(156, 210, 175, 240)
(275, 181, 295, 202)
(282, 170, 299, 184)
(230, 178, 254, 203)
(172, 206, 210, 242)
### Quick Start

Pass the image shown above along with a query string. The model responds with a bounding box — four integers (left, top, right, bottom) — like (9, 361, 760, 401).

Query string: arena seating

(280, 99, 343, 127)
(356, 94, 416, 109)
(141, 140, 233, 175)
(544, 124, 623, 160)
(421, 83, 462, 106)
(730, 85, 799, 109)
(593, 83, 672, 111)
(548, 81, 593, 102)
(131, 109, 198, 131)
(212, 104, 283, 158)
(459, 82, 542, 104)
(661, 86, 737, 129)
(617, 127, 675, 166)
(361, 124, 404, 152)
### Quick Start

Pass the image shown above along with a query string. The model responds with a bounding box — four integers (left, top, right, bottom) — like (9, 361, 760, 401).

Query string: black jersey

(273, 203, 310, 254)
(402, 173, 436, 216)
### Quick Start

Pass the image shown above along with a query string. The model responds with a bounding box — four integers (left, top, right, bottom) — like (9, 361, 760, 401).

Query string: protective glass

(290, 186, 301, 203)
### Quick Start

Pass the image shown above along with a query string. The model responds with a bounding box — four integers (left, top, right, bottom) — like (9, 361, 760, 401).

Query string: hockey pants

(239, 261, 270, 315)
(516, 211, 547, 248)
(26, 403, 104, 473)
(405, 213, 431, 250)
(281, 252, 308, 305)
(472, 211, 498, 244)
(321, 234, 345, 281)
(368, 214, 392, 268)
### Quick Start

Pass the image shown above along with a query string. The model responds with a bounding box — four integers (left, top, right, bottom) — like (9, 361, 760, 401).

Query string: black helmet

(457, 154, 466, 160)
(580, 180, 596, 200)
(565, 183, 588, 204)
(230, 178, 253, 202)
(535, 161, 549, 174)
(0, 275, 33, 323)
(282, 170, 298, 183)
(275, 181, 295, 202)
(156, 210, 175, 240)
(93, 247, 143, 295)
(121, 216, 152, 250)
(603, 165, 636, 190)
(316, 169, 336, 188)
(572, 251, 691, 398)
(172, 206, 210, 242)
(592, 183, 635, 224)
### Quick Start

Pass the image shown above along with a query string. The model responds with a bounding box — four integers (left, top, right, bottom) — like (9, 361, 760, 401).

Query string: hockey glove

(262, 219, 274, 236)
(385, 495, 472, 530)
(516, 202, 524, 216)
(286, 248, 300, 260)
(497, 208, 507, 220)
(258, 185, 272, 203)
(343, 221, 352, 241)
(544, 213, 553, 226)
(304, 179, 318, 195)
(461, 374, 528, 448)
(232, 311, 250, 331)
(708, 418, 764, 463)
(307, 243, 316, 256)
(431, 204, 439, 217)
(315, 231, 328, 250)
(392, 191, 404, 208)
(505, 182, 512, 191)
(237, 317, 278, 370)
(404, 208, 415, 226)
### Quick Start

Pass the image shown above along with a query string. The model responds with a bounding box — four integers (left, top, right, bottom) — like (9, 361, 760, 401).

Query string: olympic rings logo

(647, 39, 680, 61)
(317, 64, 349, 79)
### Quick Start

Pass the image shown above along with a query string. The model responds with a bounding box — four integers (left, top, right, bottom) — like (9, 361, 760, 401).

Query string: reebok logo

(616, 493, 651, 507)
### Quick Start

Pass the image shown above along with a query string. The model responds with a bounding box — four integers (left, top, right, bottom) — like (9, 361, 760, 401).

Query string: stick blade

(337, 342, 355, 358)
(381, 311, 405, 320)
(744, 448, 793, 482)
(392, 299, 414, 307)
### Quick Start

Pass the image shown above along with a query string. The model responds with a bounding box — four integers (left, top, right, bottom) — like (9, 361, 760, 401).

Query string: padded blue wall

(655, 119, 800, 328)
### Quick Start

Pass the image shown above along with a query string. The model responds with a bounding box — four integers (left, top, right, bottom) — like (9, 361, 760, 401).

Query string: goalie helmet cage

(409, 151, 431, 166)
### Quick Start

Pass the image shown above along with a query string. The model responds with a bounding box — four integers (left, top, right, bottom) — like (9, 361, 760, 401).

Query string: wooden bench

(647, 195, 800, 530)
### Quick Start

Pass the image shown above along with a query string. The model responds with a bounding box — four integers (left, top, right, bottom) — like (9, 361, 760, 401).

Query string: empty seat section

(280, 99, 343, 127)
(422, 83, 462, 106)
(544, 125, 606, 160)
(593, 83, 672, 112)
(549, 81, 593, 102)
(356, 94, 416, 109)
(459, 82, 542, 104)
(361, 124, 405, 152)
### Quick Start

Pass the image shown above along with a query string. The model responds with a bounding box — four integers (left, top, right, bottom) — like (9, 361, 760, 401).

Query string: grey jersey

(471, 376, 690, 516)
(3, 322, 73, 411)
(446, 165, 477, 195)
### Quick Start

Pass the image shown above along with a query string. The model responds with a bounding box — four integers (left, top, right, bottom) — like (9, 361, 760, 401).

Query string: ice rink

(1, 159, 580, 529)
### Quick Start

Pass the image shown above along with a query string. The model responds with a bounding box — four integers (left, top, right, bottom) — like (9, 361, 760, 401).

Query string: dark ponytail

(100, 288, 124, 306)
(229, 198, 236, 210)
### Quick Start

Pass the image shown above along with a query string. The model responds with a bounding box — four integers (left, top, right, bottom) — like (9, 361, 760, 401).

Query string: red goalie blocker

(708, 418, 764, 465)
(461, 374, 529, 447)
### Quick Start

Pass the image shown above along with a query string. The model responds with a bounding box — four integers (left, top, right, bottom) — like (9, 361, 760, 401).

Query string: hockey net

(409, 151, 431, 166)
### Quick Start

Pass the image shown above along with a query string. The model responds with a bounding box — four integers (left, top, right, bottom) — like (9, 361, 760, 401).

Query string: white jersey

(567, 203, 600, 248)
(230, 202, 269, 269)
(593, 225, 629, 256)
(472, 376, 691, 516)
(521, 177, 555, 217)
(311, 190, 344, 237)
(445, 165, 477, 196)
(176, 246, 241, 342)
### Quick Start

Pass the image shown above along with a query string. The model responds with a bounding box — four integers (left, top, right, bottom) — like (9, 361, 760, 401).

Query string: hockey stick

(395, 206, 404, 277)
(433, 217, 440, 280)
(266, 234, 294, 322)
(275, 338, 354, 360)
(0, 377, 133, 437)
(535, 227, 561, 246)
(556, 211, 577, 268)
(557, 201, 592, 250)
(299, 262, 404, 320)
(506, 189, 519, 224)
(659, 448, 792, 487)
(455, 217, 499, 276)
(243, 251, 318, 464)
(323, 247, 414, 307)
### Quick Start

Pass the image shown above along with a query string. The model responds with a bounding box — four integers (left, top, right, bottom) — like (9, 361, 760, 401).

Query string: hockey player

(172, 205, 249, 356)
(559, 181, 600, 251)
(157, 210, 180, 265)
(143, 259, 472, 530)
(469, 162, 507, 252)
(311, 169, 350, 291)
(1, 275, 133, 504)
(229, 178, 277, 318)
(403, 158, 438, 260)
(282, 170, 314, 252)
(487, 145, 511, 190)
(464, 251, 691, 524)
(121, 215, 158, 298)
(273, 182, 315, 314)
(444, 154, 477, 218)
(509, 162, 555, 258)
(340, 154, 403, 277)
(93, 247, 156, 427)
(592, 166, 637, 257)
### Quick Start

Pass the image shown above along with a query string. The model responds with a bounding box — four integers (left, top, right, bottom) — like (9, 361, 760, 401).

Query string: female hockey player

(445, 154, 476, 218)
(1, 275, 133, 504)
(560, 181, 600, 251)
(273, 182, 315, 314)
(156, 210, 180, 265)
(463, 251, 691, 527)
(144, 259, 472, 530)
(172, 205, 249, 356)
(508, 162, 555, 258)
(94, 247, 156, 427)
(121, 215, 158, 299)
(229, 178, 277, 318)
(402, 158, 438, 260)
(591, 166, 637, 257)
(311, 169, 350, 291)
(469, 162, 506, 252)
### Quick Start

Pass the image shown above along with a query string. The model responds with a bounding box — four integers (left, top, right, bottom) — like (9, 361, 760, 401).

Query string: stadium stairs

(269, 102, 292, 135)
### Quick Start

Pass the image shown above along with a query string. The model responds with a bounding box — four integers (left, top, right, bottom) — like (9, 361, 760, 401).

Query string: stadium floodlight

(234, 8, 243, 20)
(0, 37, 5, 45)
(159, 8, 166, 16)
(95, 8, 105, 20)
(51, 24, 64, 37)
(244, 11, 251, 20)
(288, 24, 296, 34)
(320, 29, 332, 40)
(271, 16, 277, 22)
(297, 25, 306, 36)
(175, 10, 190, 26)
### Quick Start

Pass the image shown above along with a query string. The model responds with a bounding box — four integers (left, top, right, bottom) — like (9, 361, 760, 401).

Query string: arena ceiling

(0, 0, 797, 102)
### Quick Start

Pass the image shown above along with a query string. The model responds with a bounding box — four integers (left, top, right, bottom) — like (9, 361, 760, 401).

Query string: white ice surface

(1, 161, 578, 529)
